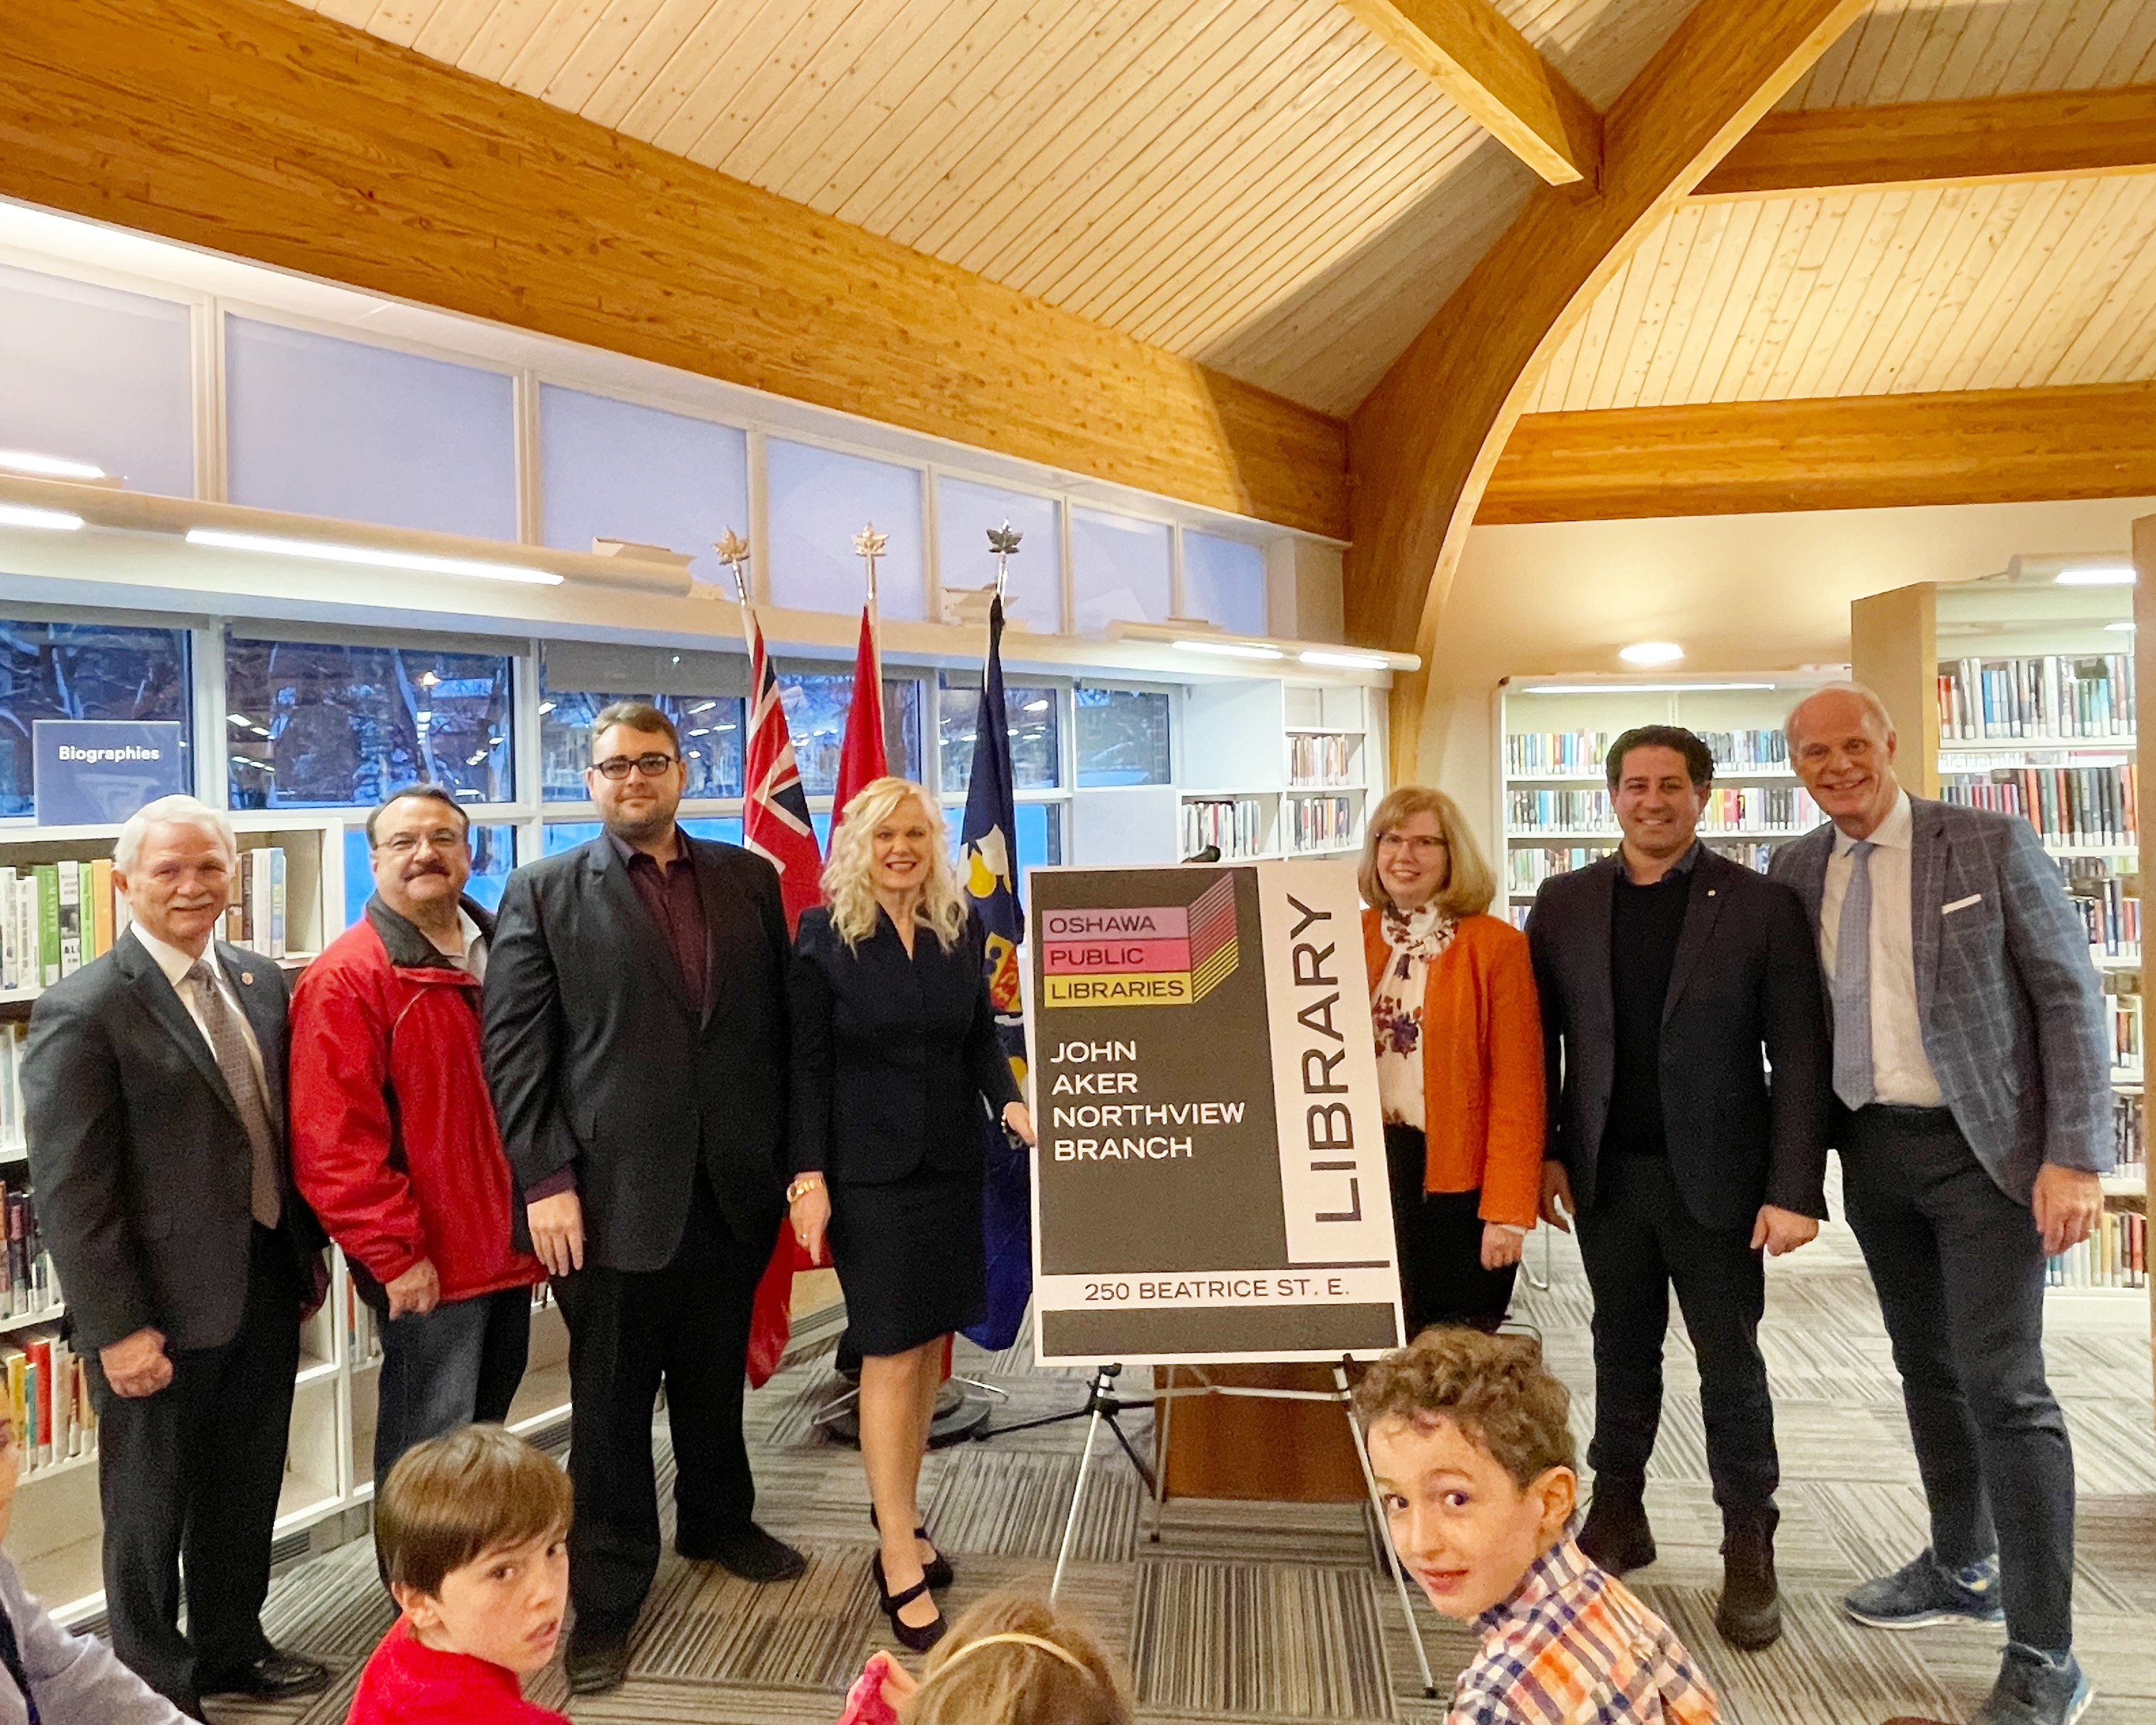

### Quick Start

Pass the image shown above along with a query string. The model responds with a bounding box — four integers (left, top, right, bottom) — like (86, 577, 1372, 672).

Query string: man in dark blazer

(1526, 725, 1830, 1654)
(23, 795, 330, 1719)
(1777, 684, 2107, 1725)
(484, 702, 802, 1696)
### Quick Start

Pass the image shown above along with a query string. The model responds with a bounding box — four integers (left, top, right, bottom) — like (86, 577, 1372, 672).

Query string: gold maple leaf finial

(853, 523, 888, 561)
(986, 520, 1023, 558)
(712, 528, 752, 602)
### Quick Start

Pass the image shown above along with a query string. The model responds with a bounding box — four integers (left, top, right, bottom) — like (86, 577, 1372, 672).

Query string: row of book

(1935, 653, 2137, 741)
(2104, 982, 2140, 1075)
(1180, 799, 1267, 861)
(0, 847, 290, 998)
(2058, 859, 2140, 959)
(1939, 764, 2138, 847)
(0, 1022, 25, 1156)
(1508, 786, 1821, 834)
(1284, 796, 1354, 853)
(3, 1327, 96, 1474)
(0, 1183, 55, 1319)
(1288, 734, 1356, 787)
(2111, 1090, 2145, 1169)
(2045, 1210, 2146, 1289)
(1505, 729, 1797, 777)
(1506, 840, 1784, 896)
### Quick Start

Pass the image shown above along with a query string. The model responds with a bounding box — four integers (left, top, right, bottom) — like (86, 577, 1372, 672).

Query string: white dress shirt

(129, 923, 272, 1096)
(1818, 788, 1945, 1107)
(433, 907, 487, 983)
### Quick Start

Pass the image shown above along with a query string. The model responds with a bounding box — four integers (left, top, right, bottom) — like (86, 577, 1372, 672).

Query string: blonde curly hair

(822, 776, 969, 953)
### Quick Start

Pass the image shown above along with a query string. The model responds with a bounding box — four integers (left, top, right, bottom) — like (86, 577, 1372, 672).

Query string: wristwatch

(786, 1174, 825, 1205)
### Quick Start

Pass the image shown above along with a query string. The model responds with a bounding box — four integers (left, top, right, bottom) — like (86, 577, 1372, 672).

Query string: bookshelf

(1851, 573, 2149, 1319)
(0, 811, 575, 1624)
(1171, 681, 1381, 863)
(1496, 673, 1833, 931)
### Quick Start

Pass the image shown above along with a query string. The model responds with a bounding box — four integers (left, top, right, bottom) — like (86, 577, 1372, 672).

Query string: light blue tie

(1833, 841, 1876, 1109)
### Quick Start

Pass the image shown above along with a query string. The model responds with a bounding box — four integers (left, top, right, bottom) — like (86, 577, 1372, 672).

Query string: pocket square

(1941, 893, 1983, 915)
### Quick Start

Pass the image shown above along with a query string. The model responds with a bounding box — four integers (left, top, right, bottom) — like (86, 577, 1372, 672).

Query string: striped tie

(187, 960, 284, 1229)
(1832, 841, 1876, 1110)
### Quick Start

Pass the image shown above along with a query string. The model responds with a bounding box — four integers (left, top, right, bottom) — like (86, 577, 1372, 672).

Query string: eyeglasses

(378, 828, 468, 856)
(592, 753, 679, 781)
(1376, 834, 1448, 857)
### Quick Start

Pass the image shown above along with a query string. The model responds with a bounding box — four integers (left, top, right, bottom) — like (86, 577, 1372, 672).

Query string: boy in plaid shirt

(1357, 1330, 1718, 1724)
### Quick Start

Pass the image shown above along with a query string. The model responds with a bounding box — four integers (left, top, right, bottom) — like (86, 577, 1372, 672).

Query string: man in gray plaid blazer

(1774, 683, 2109, 1725)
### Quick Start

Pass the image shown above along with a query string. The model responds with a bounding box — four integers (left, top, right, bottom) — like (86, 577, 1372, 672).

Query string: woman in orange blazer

(1360, 786, 1546, 1335)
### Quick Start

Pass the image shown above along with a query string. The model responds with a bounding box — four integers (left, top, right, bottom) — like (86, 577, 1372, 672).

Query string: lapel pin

(240, 972, 254, 985)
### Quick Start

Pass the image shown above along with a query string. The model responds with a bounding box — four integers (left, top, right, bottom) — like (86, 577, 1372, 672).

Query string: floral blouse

(1371, 901, 1457, 1131)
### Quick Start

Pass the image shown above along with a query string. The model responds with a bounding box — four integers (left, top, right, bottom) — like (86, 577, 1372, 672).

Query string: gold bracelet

(786, 1174, 824, 1205)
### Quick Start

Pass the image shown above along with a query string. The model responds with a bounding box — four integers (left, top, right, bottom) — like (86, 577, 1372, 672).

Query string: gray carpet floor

(206, 1194, 2155, 1725)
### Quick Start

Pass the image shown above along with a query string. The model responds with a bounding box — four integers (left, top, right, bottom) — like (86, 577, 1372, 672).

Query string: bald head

(1786, 682, 1902, 839)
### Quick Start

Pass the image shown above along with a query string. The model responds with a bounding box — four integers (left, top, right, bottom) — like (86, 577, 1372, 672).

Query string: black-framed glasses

(592, 753, 679, 781)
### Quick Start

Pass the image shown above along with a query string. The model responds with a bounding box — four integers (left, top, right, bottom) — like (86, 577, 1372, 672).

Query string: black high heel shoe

(870, 1552, 947, 1652)
(870, 1507, 954, 1590)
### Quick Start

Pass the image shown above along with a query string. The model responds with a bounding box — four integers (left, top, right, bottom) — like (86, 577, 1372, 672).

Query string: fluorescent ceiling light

(1299, 649, 1389, 669)
(0, 502, 86, 532)
(1619, 640, 1685, 665)
(2055, 564, 2135, 586)
(1521, 681, 1774, 695)
(185, 528, 563, 585)
(1173, 638, 1284, 660)
(688, 700, 717, 714)
(0, 448, 107, 481)
(1023, 697, 1051, 712)
(2106, 620, 2135, 632)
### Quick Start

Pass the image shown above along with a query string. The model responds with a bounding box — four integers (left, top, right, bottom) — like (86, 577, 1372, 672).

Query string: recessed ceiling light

(0, 448, 106, 481)
(2055, 564, 2135, 586)
(1618, 640, 1685, 665)
(0, 502, 86, 532)
(185, 528, 563, 585)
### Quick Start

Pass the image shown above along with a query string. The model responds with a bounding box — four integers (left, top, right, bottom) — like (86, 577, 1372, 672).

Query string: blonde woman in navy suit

(786, 778, 1034, 1652)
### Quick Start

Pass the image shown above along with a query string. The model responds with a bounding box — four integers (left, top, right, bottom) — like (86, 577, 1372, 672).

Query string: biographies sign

(1025, 860, 1404, 1364)
(33, 722, 188, 826)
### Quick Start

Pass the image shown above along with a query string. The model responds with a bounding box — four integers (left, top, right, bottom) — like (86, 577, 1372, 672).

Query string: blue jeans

(374, 1285, 533, 1489)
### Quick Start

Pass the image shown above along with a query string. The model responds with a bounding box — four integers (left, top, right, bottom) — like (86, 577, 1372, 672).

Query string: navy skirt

(827, 1165, 986, 1356)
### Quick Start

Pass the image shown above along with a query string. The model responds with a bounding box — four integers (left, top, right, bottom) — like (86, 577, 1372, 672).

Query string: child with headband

(834, 1590, 1131, 1725)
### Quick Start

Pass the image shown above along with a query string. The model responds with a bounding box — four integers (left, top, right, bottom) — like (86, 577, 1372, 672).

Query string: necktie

(0, 1598, 40, 1725)
(1833, 841, 1876, 1110)
(186, 960, 283, 1229)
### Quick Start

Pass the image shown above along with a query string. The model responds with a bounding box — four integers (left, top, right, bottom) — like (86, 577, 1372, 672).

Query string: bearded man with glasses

(484, 702, 803, 1696)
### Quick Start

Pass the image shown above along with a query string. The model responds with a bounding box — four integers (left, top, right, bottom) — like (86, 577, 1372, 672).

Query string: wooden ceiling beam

(0, 0, 1347, 539)
(1478, 383, 2156, 522)
(1697, 83, 2156, 198)
(1339, 0, 1602, 187)
(1344, 0, 1869, 697)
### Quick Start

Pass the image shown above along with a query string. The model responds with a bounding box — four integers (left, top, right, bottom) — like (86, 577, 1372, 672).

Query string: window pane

(765, 440, 926, 622)
(775, 667, 921, 797)
(538, 689, 745, 801)
(545, 821, 602, 855)
(342, 822, 515, 926)
(0, 620, 192, 818)
(1070, 508, 1171, 632)
(946, 800, 1061, 873)
(0, 264, 195, 500)
(1074, 686, 1171, 786)
(681, 816, 745, 847)
(226, 635, 513, 809)
(935, 477, 1061, 634)
(224, 318, 517, 540)
(538, 387, 748, 586)
(937, 674, 1059, 794)
(1181, 530, 1268, 637)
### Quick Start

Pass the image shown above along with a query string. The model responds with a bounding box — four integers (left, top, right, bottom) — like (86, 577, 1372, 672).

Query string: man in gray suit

(1778, 684, 2109, 1725)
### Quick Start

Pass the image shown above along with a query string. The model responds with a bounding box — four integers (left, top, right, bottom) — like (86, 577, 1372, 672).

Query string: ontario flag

(959, 594, 1032, 1351)
(740, 599, 824, 1387)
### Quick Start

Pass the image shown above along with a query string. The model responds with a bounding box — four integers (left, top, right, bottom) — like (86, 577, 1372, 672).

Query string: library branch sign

(1026, 860, 1404, 1365)
(33, 722, 187, 827)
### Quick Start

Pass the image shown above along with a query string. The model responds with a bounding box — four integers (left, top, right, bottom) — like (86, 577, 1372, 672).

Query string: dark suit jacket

(22, 934, 326, 1354)
(482, 834, 790, 1273)
(1524, 847, 1831, 1231)
(788, 906, 1021, 1185)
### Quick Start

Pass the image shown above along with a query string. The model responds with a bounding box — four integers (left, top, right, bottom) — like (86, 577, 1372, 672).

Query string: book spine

(34, 865, 60, 988)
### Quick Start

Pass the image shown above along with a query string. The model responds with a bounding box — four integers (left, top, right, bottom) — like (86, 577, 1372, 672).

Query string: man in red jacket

(290, 784, 543, 1490)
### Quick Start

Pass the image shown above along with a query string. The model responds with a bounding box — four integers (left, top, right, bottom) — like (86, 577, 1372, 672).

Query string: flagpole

(852, 522, 887, 688)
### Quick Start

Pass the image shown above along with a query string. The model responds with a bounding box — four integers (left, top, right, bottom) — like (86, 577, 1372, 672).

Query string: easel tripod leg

(1334, 1365, 1437, 1699)
(1148, 1366, 1174, 1543)
(1051, 1386, 1105, 1602)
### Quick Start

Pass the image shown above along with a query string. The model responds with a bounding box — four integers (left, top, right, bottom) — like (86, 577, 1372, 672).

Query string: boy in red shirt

(348, 1426, 573, 1725)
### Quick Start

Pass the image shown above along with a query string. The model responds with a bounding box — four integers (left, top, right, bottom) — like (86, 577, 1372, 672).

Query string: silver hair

(114, 794, 238, 875)
(1785, 681, 1895, 745)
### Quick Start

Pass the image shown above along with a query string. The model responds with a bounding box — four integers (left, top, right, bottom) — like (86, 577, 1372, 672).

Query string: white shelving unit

(1495, 673, 1832, 929)
(1172, 680, 1379, 863)
(0, 811, 572, 1623)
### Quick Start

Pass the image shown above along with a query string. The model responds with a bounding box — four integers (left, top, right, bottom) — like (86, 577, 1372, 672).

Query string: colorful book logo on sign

(1041, 875, 1238, 1008)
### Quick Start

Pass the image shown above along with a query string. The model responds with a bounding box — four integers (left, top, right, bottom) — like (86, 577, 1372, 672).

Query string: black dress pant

(1838, 1104, 2075, 1652)
(90, 1225, 300, 1709)
(550, 1169, 776, 1631)
(1572, 1154, 1778, 1523)
(1384, 1124, 1517, 1333)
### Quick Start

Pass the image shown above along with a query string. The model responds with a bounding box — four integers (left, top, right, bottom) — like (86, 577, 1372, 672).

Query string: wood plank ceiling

(290, 0, 1695, 415)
